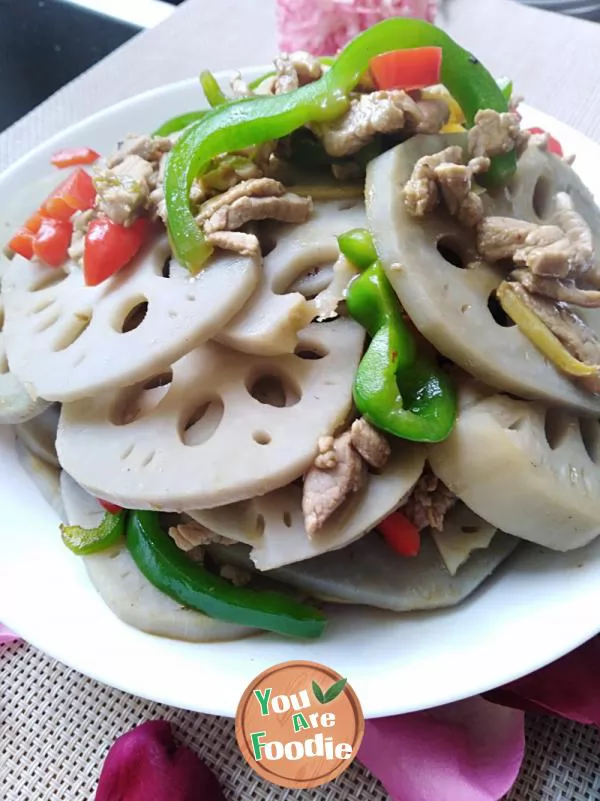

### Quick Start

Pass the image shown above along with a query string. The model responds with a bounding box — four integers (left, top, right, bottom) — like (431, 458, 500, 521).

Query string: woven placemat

(0, 641, 598, 800)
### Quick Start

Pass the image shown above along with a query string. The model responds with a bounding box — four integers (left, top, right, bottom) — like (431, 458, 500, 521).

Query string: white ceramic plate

(1, 69, 600, 719)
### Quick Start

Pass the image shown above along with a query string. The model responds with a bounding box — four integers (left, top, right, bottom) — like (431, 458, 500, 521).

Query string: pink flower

(95, 720, 225, 801)
(0, 624, 20, 645)
(276, 0, 437, 55)
(359, 697, 525, 801)
(485, 636, 600, 726)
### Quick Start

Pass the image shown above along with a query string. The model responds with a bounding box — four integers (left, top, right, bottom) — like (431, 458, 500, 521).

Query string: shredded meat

(468, 109, 529, 159)
(415, 98, 450, 134)
(302, 431, 366, 537)
(67, 209, 95, 266)
(220, 564, 251, 586)
(314, 435, 337, 470)
(350, 418, 390, 470)
(94, 154, 154, 226)
(477, 194, 597, 304)
(206, 230, 261, 257)
(403, 145, 490, 227)
(197, 177, 312, 234)
(106, 133, 172, 168)
(168, 522, 234, 552)
(315, 90, 423, 158)
(230, 71, 254, 98)
(402, 468, 457, 532)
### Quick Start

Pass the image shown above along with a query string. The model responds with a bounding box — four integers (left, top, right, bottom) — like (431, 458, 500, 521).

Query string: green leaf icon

(323, 677, 347, 704)
(312, 680, 325, 704)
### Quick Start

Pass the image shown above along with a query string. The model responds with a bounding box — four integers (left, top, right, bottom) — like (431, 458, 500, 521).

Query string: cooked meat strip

(314, 435, 337, 470)
(230, 71, 254, 98)
(402, 467, 456, 531)
(315, 90, 423, 157)
(403, 145, 490, 227)
(302, 431, 366, 538)
(350, 418, 391, 470)
(168, 521, 234, 552)
(94, 154, 154, 226)
(468, 109, 529, 159)
(414, 98, 450, 134)
(67, 209, 95, 267)
(205, 230, 261, 257)
(513, 269, 600, 309)
(106, 133, 173, 168)
(196, 178, 284, 223)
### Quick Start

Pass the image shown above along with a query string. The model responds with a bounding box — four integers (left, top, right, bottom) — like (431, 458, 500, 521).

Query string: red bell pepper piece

(84, 216, 148, 287)
(526, 127, 564, 157)
(98, 499, 124, 515)
(32, 218, 73, 267)
(378, 511, 421, 557)
(41, 168, 96, 220)
(370, 47, 443, 92)
(8, 228, 36, 260)
(24, 210, 44, 233)
(51, 146, 100, 168)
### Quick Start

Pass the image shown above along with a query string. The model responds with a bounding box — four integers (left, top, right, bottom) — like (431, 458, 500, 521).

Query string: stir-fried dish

(3, 20, 600, 642)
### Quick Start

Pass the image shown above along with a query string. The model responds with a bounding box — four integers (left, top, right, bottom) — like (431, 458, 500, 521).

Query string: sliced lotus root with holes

(428, 383, 600, 550)
(15, 436, 65, 522)
(214, 199, 367, 355)
(209, 529, 519, 612)
(0, 289, 49, 423)
(15, 404, 60, 467)
(57, 318, 365, 510)
(2, 234, 260, 402)
(189, 440, 425, 570)
(59, 472, 255, 642)
(367, 133, 600, 414)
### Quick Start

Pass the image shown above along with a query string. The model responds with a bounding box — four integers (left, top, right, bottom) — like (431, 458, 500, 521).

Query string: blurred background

(0, 0, 599, 134)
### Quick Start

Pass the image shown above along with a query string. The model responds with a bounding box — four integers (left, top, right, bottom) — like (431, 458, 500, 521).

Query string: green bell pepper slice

(60, 511, 126, 555)
(165, 18, 514, 272)
(341, 229, 457, 443)
(126, 511, 327, 639)
(200, 70, 228, 108)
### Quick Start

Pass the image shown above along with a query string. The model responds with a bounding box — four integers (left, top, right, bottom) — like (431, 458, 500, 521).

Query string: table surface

(1, 0, 600, 798)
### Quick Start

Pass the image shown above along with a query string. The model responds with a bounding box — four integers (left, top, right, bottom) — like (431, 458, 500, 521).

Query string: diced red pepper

(41, 168, 96, 220)
(84, 216, 148, 287)
(24, 210, 44, 233)
(370, 47, 443, 92)
(51, 146, 100, 168)
(378, 511, 421, 557)
(8, 228, 36, 260)
(98, 499, 124, 515)
(526, 127, 564, 158)
(32, 218, 73, 267)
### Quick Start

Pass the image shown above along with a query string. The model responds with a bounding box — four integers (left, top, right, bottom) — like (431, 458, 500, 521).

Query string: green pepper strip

(60, 511, 126, 555)
(200, 70, 228, 107)
(126, 511, 327, 639)
(165, 18, 513, 272)
(342, 230, 457, 443)
(153, 110, 209, 137)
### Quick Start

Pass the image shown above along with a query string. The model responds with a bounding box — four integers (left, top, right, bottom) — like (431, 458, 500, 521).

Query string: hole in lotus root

(283, 511, 292, 528)
(110, 370, 173, 426)
(533, 174, 554, 220)
(120, 299, 149, 333)
(544, 408, 572, 451)
(294, 343, 328, 360)
(161, 256, 171, 278)
(461, 525, 479, 534)
(436, 236, 465, 269)
(487, 290, 516, 327)
(30, 269, 67, 292)
(52, 310, 93, 352)
(288, 262, 336, 300)
(180, 396, 224, 447)
(255, 226, 277, 258)
(253, 430, 271, 445)
(246, 371, 301, 408)
(35, 310, 61, 333)
(579, 418, 600, 464)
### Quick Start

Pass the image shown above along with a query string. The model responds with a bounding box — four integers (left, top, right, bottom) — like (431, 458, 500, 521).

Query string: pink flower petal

(0, 624, 20, 645)
(485, 636, 600, 726)
(359, 697, 524, 801)
(276, 0, 437, 55)
(95, 720, 225, 801)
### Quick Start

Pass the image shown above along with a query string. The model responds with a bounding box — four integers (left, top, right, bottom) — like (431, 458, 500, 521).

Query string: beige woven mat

(1, 641, 598, 800)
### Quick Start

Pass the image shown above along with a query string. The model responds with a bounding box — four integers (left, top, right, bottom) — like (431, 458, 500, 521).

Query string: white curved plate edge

(0, 70, 599, 718)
